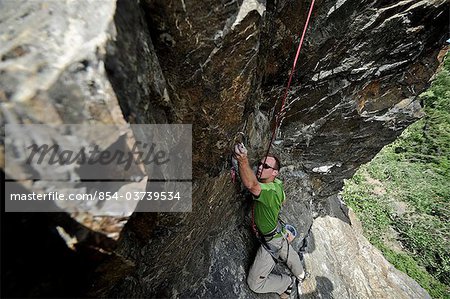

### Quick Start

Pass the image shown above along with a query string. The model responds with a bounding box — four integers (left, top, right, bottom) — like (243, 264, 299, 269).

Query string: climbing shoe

(297, 271, 306, 282)
(280, 276, 295, 299)
(298, 271, 310, 283)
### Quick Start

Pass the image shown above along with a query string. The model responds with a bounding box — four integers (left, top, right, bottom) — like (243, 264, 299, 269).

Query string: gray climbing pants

(247, 235, 304, 295)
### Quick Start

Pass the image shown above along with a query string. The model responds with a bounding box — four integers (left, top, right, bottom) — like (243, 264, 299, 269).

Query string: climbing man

(234, 144, 305, 299)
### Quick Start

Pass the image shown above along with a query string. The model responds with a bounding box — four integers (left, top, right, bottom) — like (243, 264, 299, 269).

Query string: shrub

(342, 53, 450, 298)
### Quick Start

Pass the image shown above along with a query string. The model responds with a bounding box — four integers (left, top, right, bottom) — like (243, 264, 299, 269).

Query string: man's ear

(273, 169, 279, 176)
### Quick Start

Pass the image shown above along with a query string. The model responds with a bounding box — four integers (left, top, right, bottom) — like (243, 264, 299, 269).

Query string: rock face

(302, 197, 430, 299)
(1, 0, 449, 298)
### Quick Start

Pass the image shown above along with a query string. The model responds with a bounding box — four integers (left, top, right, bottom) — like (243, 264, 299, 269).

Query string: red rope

(263, 0, 316, 162)
(253, 0, 316, 235)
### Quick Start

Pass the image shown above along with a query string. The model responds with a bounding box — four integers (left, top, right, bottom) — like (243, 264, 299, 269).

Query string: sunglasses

(258, 162, 277, 170)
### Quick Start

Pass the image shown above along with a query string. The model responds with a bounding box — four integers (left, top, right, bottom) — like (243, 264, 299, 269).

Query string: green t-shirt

(254, 178, 285, 234)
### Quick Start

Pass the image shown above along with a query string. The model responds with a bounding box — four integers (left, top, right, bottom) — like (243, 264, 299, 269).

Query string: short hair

(266, 153, 281, 170)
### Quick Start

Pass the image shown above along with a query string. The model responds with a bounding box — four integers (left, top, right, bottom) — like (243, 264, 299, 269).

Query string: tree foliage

(342, 53, 450, 299)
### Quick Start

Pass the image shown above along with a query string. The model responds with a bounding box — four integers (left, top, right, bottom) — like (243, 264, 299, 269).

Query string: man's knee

(247, 274, 264, 293)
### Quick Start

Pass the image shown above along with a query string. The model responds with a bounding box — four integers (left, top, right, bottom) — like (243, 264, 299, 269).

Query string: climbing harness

(285, 224, 298, 239)
(255, 219, 290, 263)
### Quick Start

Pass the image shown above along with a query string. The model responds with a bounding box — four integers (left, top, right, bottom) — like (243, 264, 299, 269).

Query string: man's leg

(278, 238, 305, 279)
(247, 244, 292, 294)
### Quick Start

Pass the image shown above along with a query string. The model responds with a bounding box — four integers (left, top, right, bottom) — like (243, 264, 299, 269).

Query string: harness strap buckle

(261, 220, 285, 241)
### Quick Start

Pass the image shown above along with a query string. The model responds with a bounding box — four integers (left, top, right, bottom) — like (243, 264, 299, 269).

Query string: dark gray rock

(106, 0, 448, 297)
(1, 0, 449, 298)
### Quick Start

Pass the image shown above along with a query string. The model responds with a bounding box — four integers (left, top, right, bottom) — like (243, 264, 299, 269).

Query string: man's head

(257, 154, 281, 182)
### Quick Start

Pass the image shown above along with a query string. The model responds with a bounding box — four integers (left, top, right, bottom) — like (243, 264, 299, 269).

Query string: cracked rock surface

(1, 0, 448, 297)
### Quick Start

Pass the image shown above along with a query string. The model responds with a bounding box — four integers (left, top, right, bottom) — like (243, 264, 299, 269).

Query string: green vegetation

(342, 54, 450, 299)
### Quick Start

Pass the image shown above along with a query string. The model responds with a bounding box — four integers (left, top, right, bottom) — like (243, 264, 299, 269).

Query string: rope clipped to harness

(254, 219, 301, 266)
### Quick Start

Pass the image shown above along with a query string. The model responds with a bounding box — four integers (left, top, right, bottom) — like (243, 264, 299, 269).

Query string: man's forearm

(238, 157, 259, 192)
(233, 143, 261, 195)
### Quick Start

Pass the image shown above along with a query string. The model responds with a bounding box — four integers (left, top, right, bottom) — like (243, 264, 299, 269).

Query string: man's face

(257, 157, 278, 179)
